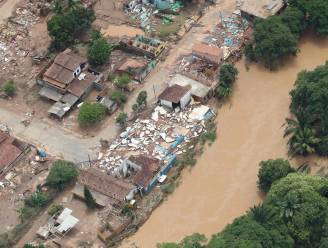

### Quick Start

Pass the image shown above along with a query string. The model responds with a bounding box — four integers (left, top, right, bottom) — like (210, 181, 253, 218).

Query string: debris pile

(177, 55, 218, 86)
(96, 104, 214, 175)
(126, 1, 157, 32)
(204, 12, 251, 59)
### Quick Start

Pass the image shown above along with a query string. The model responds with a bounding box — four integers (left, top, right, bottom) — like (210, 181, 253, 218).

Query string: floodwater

(0, 0, 19, 25)
(101, 24, 144, 38)
(121, 34, 328, 248)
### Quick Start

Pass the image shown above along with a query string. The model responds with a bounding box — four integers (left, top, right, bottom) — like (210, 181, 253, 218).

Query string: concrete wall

(160, 99, 173, 109)
(180, 91, 191, 109)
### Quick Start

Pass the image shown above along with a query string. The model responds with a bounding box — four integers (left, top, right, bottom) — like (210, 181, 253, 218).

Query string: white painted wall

(180, 91, 191, 109)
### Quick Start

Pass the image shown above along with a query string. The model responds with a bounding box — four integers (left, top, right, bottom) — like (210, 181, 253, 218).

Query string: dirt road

(0, 0, 19, 25)
(120, 34, 328, 248)
(0, 0, 235, 162)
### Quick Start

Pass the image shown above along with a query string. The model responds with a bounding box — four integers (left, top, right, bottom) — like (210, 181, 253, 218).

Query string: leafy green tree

(46, 160, 77, 190)
(257, 159, 295, 193)
(48, 204, 64, 216)
(280, 7, 306, 37)
(78, 102, 106, 126)
(47, 5, 95, 51)
(116, 112, 128, 127)
(219, 64, 238, 85)
(84, 186, 97, 209)
(24, 190, 50, 208)
(110, 91, 127, 106)
(252, 16, 298, 69)
(2, 80, 15, 97)
(87, 38, 114, 66)
(180, 233, 207, 248)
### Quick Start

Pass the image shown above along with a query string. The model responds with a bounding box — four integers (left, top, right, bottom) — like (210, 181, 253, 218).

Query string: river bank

(120, 33, 328, 248)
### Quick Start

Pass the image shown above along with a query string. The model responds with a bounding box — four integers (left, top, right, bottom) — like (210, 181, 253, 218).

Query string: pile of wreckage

(0, 1, 50, 76)
(204, 11, 252, 60)
(125, 0, 183, 32)
(96, 103, 214, 175)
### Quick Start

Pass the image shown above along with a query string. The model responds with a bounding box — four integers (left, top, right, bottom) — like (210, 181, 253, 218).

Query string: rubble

(95, 103, 214, 175)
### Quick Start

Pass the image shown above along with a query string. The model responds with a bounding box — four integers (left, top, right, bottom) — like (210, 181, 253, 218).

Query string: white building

(158, 84, 191, 110)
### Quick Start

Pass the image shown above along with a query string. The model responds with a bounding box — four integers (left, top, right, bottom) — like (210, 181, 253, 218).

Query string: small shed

(158, 84, 191, 110)
(99, 96, 118, 114)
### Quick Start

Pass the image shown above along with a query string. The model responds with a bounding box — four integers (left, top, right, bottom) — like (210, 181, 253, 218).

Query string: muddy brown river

(120, 34, 328, 248)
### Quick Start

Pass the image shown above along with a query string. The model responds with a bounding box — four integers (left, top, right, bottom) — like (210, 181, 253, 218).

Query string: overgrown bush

(48, 204, 64, 216)
(115, 74, 131, 91)
(116, 112, 128, 127)
(78, 102, 106, 126)
(3, 80, 15, 97)
(257, 158, 295, 193)
(87, 37, 114, 66)
(110, 91, 127, 106)
(46, 160, 77, 190)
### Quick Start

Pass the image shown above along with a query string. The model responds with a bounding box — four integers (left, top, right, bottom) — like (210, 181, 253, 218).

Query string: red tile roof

(0, 132, 23, 172)
(158, 84, 190, 103)
(192, 43, 224, 64)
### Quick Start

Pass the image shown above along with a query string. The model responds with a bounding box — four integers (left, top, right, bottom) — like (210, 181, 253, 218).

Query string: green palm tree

(278, 193, 300, 219)
(249, 204, 272, 224)
(284, 117, 320, 156)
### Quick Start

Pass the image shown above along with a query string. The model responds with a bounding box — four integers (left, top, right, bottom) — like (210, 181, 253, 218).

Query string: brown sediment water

(0, 0, 19, 25)
(101, 24, 144, 38)
(120, 34, 328, 248)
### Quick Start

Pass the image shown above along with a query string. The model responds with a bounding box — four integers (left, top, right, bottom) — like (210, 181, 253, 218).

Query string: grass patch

(156, 15, 186, 38)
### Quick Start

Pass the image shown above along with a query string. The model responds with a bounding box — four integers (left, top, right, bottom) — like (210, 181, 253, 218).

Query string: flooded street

(121, 34, 328, 248)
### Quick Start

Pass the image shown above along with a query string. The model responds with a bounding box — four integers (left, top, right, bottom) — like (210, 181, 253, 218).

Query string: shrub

(110, 91, 127, 106)
(136, 90, 147, 107)
(215, 83, 232, 100)
(3, 80, 15, 97)
(78, 102, 106, 126)
(46, 160, 77, 190)
(219, 64, 238, 85)
(258, 158, 295, 193)
(48, 204, 64, 216)
(116, 112, 128, 127)
(115, 74, 131, 90)
(24, 191, 50, 208)
(84, 186, 97, 209)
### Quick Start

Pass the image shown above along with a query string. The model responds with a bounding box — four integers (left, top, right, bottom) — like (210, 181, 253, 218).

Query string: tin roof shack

(116, 58, 148, 82)
(37, 208, 79, 240)
(73, 168, 136, 208)
(158, 84, 191, 110)
(0, 131, 28, 177)
(118, 155, 161, 194)
(120, 35, 167, 59)
(239, 0, 286, 20)
(38, 49, 102, 118)
(192, 43, 224, 65)
(168, 74, 213, 103)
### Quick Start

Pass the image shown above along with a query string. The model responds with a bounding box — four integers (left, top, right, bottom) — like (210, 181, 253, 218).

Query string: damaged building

(239, 0, 286, 20)
(158, 84, 192, 110)
(38, 49, 102, 118)
(73, 168, 135, 208)
(0, 131, 29, 177)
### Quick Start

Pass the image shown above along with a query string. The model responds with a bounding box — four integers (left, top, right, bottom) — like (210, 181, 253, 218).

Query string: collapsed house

(0, 131, 29, 177)
(120, 35, 167, 59)
(116, 57, 155, 82)
(239, 0, 286, 19)
(116, 155, 161, 193)
(38, 49, 102, 118)
(73, 168, 135, 207)
(158, 84, 192, 110)
(192, 43, 224, 66)
(37, 208, 79, 240)
(168, 74, 213, 103)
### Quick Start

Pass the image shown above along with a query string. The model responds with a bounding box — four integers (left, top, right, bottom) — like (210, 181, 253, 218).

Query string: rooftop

(168, 74, 211, 99)
(158, 84, 190, 103)
(192, 43, 224, 65)
(67, 72, 96, 98)
(78, 168, 135, 203)
(128, 155, 161, 188)
(239, 0, 285, 19)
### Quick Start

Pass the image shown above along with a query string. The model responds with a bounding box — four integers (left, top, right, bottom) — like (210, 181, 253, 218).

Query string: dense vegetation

(285, 61, 328, 156)
(78, 102, 107, 126)
(158, 162, 328, 248)
(47, 5, 95, 51)
(246, 0, 328, 69)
